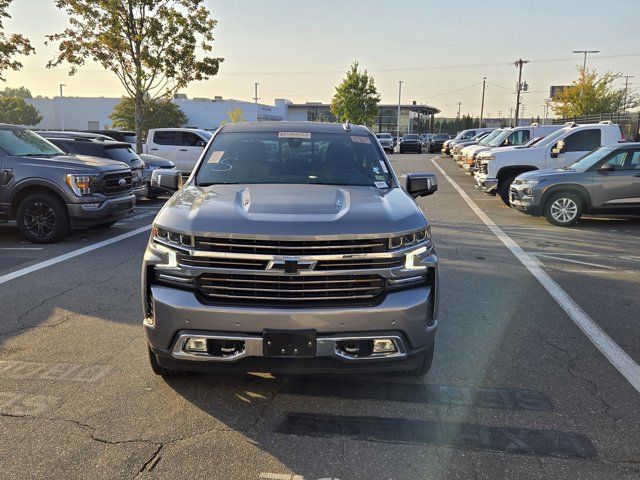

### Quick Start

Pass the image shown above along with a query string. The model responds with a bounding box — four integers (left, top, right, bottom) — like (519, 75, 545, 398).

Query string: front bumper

(474, 173, 498, 193)
(146, 282, 437, 358)
(67, 194, 136, 226)
(509, 187, 543, 216)
(462, 161, 476, 174)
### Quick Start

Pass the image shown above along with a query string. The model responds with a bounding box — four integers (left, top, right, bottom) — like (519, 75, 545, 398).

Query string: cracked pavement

(1, 162, 639, 479)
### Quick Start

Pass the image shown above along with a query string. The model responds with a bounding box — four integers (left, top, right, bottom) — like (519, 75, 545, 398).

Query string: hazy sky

(4, 0, 640, 118)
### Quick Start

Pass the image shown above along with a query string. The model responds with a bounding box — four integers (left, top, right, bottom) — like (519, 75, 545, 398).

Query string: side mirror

(196, 140, 207, 147)
(151, 168, 183, 192)
(406, 173, 438, 198)
(502, 138, 510, 146)
(598, 163, 615, 172)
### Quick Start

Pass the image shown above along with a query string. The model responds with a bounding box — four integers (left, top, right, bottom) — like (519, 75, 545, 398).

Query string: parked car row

(442, 122, 640, 226)
(0, 125, 181, 242)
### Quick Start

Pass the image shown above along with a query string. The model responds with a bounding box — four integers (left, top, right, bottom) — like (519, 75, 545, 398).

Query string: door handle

(149, 148, 158, 151)
(179, 149, 188, 152)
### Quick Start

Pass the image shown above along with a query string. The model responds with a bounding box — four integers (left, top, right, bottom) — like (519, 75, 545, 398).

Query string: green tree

(0, 0, 34, 81)
(0, 85, 32, 98)
(551, 67, 628, 117)
(331, 61, 380, 126)
(110, 97, 187, 135)
(0, 97, 42, 125)
(46, 0, 223, 152)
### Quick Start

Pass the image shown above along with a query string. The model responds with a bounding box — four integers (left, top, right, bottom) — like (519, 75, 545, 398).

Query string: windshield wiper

(22, 153, 59, 157)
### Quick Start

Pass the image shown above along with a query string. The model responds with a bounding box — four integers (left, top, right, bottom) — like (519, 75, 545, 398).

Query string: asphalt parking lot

(1, 153, 639, 480)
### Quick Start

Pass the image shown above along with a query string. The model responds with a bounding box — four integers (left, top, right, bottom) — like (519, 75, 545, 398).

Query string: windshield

(478, 130, 502, 146)
(403, 134, 419, 140)
(435, 134, 449, 140)
(196, 131, 393, 187)
(376, 133, 392, 139)
(200, 131, 213, 140)
(0, 129, 63, 156)
(535, 127, 570, 148)
(487, 130, 512, 147)
(568, 146, 615, 171)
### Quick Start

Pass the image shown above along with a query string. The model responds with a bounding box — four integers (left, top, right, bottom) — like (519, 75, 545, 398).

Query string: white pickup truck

(474, 122, 626, 203)
(144, 128, 213, 174)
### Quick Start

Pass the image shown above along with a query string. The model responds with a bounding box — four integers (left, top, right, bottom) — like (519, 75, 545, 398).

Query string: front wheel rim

(550, 198, 578, 223)
(23, 202, 57, 238)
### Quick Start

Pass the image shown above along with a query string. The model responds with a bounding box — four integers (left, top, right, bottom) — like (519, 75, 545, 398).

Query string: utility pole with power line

(572, 50, 600, 71)
(397, 81, 403, 140)
(253, 83, 260, 105)
(513, 58, 528, 127)
(622, 75, 634, 113)
(457, 101, 462, 119)
(479, 77, 486, 128)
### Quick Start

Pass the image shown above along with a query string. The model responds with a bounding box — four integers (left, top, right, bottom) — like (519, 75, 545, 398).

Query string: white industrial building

(24, 96, 438, 134)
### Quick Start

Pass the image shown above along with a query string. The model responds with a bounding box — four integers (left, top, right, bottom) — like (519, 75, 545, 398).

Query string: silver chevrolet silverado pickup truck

(143, 121, 439, 376)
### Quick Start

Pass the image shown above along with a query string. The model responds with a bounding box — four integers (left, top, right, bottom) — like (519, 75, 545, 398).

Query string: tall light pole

(396, 81, 403, 140)
(456, 102, 461, 118)
(479, 77, 486, 127)
(253, 83, 259, 104)
(513, 58, 528, 127)
(59, 84, 66, 131)
(572, 50, 600, 71)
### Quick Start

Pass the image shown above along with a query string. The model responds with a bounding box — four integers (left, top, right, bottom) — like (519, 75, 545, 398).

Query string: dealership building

(25, 96, 439, 135)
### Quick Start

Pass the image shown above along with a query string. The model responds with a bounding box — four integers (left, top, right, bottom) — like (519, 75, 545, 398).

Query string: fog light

(524, 188, 533, 196)
(185, 337, 208, 352)
(373, 339, 397, 354)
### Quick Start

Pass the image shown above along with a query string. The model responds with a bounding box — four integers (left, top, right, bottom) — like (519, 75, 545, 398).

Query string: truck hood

(517, 168, 583, 181)
(155, 183, 427, 237)
(7, 154, 129, 173)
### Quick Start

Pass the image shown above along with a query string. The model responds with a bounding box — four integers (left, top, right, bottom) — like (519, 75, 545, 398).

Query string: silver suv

(143, 122, 439, 376)
(510, 143, 640, 226)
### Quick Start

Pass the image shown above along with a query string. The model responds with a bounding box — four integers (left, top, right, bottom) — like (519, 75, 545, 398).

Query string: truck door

(549, 128, 602, 168)
(176, 131, 207, 174)
(590, 149, 640, 208)
(148, 131, 180, 163)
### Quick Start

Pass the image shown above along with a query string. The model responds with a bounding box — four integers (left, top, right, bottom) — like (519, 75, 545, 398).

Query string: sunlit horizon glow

(3, 0, 640, 118)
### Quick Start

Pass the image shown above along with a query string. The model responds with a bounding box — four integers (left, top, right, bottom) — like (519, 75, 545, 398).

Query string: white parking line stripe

(431, 159, 640, 393)
(533, 254, 615, 270)
(0, 247, 44, 251)
(0, 225, 151, 286)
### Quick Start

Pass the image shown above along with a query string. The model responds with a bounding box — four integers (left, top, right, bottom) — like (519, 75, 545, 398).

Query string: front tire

(544, 192, 583, 226)
(16, 193, 69, 243)
(497, 174, 517, 205)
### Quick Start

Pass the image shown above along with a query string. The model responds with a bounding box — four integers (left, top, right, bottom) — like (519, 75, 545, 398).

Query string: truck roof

(220, 121, 371, 135)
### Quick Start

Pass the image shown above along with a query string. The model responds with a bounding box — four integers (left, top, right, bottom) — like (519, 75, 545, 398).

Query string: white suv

(475, 122, 626, 203)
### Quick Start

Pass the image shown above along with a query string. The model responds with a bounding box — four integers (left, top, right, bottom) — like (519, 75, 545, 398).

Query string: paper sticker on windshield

(379, 160, 389, 173)
(208, 151, 224, 164)
(351, 135, 371, 144)
(278, 132, 311, 139)
(374, 181, 389, 189)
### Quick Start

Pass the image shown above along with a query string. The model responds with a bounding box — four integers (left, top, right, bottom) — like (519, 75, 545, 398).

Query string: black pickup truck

(0, 125, 135, 243)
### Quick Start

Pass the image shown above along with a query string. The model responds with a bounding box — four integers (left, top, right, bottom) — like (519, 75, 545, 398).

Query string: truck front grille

(197, 273, 385, 306)
(193, 237, 389, 255)
(100, 171, 133, 196)
(476, 162, 488, 174)
(180, 255, 403, 272)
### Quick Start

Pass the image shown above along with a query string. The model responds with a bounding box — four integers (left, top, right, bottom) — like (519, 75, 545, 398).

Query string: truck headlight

(389, 227, 430, 250)
(66, 174, 98, 196)
(152, 225, 193, 249)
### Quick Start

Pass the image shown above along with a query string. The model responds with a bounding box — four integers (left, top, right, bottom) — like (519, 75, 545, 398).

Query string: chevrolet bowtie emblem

(267, 258, 317, 274)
